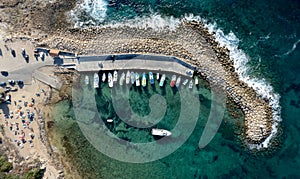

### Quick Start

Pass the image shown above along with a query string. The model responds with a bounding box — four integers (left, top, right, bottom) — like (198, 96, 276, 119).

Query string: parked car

(21, 48, 26, 56)
(0, 82, 6, 86)
(11, 49, 16, 57)
(1, 71, 8, 77)
(25, 54, 29, 62)
(16, 80, 24, 85)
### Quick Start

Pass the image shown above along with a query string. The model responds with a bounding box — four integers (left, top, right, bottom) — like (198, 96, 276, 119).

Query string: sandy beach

(0, 38, 64, 178)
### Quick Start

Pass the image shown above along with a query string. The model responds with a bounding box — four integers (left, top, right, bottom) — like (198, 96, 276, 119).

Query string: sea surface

(50, 0, 300, 178)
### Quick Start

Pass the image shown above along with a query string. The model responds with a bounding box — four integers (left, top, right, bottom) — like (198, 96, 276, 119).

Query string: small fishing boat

(157, 73, 160, 80)
(189, 80, 193, 89)
(135, 73, 140, 86)
(182, 79, 188, 86)
(195, 76, 199, 85)
(126, 71, 131, 84)
(94, 73, 99, 88)
(142, 72, 147, 87)
(151, 129, 172, 136)
(170, 75, 176, 87)
(131, 72, 135, 84)
(107, 119, 113, 123)
(149, 72, 154, 85)
(113, 70, 118, 82)
(176, 76, 181, 88)
(119, 72, 125, 86)
(159, 74, 166, 87)
(85, 75, 89, 85)
(108, 73, 113, 88)
(102, 73, 106, 82)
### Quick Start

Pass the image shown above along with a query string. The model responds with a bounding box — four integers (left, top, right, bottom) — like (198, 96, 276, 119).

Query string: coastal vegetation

(0, 153, 45, 179)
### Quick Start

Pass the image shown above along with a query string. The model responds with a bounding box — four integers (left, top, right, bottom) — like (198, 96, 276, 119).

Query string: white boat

(156, 73, 160, 80)
(195, 76, 199, 85)
(113, 70, 118, 82)
(131, 72, 135, 84)
(151, 129, 172, 136)
(135, 73, 140, 86)
(94, 73, 99, 88)
(149, 72, 154, 85)
(126, 71, 131, 84)
(108, 73, 113, 88)
(159, 74, 166, 87)
(119, 72, 125, 86)
(85, 75, 89, 85)
(107, 119, 113, 123)
(189, 80, 193, 89)
(142, 72, 147, 87)
(176, 76, 181, 88)
(102, 73, 106, 82)
(170, 75, 176, 87)
(182, 79, 188, 86)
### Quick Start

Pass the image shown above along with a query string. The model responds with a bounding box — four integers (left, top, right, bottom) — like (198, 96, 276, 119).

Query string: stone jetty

(37, 21, 275, 146)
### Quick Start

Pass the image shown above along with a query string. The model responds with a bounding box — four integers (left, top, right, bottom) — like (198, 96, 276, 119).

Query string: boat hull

(151, 129, 172, 136)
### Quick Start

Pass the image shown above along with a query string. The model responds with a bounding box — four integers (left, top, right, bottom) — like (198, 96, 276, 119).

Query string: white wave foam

(70, 0, 108, 28)
(104, 14, 181, 31)
(200, 19, 282, 149)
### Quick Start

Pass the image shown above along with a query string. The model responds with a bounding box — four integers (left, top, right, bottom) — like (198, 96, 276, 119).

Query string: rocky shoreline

(34, 21, 276, 147)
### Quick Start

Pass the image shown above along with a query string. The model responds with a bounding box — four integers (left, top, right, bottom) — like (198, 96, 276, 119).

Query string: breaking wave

(68, 5, 282, 149)
(70, 0, 108, 28)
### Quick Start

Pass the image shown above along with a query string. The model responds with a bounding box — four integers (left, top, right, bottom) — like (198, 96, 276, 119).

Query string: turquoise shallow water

(53, 72, 248, 178)
(52, 0, 300, 178)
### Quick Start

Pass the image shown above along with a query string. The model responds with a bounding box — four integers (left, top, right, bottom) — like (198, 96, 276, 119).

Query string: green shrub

(24, 168, 45, 179)
(0, 161, 13, 172)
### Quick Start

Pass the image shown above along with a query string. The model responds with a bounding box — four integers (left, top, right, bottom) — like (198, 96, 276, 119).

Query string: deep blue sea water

(51, 0, 300, 178)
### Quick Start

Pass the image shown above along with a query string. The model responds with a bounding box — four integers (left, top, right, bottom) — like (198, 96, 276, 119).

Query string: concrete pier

(60, 54, 195, 77)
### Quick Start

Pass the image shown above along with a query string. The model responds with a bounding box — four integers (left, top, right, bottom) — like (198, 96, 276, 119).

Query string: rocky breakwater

(185, 21, 274, 146)
(39, 21, 275, 148)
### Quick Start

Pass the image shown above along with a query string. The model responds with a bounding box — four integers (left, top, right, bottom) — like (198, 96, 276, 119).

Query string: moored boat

(131, 72, 135, 84)
(149, 72, 154, 85)
(135, 73, 140, 86)
(108, 73, 113, 88)
(170, 75, 176, 87)
(156, 73, 160, 80)
(85, 75, 89, 85)
(159, 74, 166, 87)
(107, 119, 113, 123)
(102, 73, 106, 82)
(142, 72, 147, 87)
(189, 80, 193, 89)
(126, 71, 131, 84)
(151, 129, 172, 136)
(182, 79, 188, 86)
(113, 70, 118, 82)
(176, 76, 181, 88)
(119, 72, 125, 86)
(195, 76, 199, 85)
(94, 73, 99, 88)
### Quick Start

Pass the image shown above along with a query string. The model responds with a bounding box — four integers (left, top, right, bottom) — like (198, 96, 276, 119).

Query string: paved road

(0, 40, 53, 84)
(76, 54, 195, 77)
